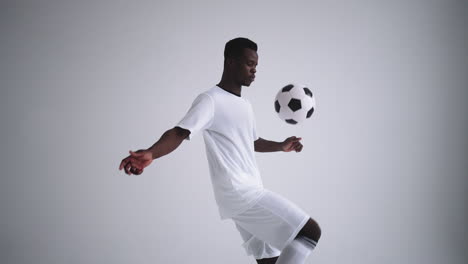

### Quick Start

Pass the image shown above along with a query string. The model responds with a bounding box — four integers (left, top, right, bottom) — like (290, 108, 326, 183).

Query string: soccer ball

(274, 83, 316, 125)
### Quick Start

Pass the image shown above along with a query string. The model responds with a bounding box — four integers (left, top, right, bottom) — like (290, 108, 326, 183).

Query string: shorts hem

(281, 214, 310, 251)
(240, 234, 281, 259)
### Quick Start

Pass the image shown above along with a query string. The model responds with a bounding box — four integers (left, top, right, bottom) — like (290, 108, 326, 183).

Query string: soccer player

(118, 37, 321, 264)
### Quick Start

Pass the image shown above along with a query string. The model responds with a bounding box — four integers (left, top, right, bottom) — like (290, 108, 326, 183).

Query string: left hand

(281, 136, 303, 152)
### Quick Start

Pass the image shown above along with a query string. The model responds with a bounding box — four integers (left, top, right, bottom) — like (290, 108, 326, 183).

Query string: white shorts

(230, 189, 310, 259)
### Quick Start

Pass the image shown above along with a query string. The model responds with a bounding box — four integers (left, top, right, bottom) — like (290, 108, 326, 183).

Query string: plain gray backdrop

(1, 0, 467, 263)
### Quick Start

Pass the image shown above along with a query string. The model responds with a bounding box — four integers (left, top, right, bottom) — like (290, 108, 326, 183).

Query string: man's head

(223, 37, 258, 87)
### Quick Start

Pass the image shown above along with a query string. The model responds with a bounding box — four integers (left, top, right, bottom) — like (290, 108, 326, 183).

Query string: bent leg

(297, 217, 321, 242)
(275, 236, 315, 264)
(275, 218, 321, 264)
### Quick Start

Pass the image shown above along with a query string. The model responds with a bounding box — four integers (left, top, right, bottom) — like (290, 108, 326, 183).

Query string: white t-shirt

(176, 85, 265, 219)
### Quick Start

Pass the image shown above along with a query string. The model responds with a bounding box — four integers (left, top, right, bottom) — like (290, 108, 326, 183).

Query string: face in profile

(231, 48, 258, 87)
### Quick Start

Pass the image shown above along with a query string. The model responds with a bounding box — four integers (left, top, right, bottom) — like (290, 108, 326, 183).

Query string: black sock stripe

(301, 236, 317, 246)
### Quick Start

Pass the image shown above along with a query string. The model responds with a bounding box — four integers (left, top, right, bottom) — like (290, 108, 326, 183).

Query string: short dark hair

(224, 37, 258, 60)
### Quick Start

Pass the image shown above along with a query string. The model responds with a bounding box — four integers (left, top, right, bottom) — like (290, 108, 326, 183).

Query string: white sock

(276, 236, 317, 264)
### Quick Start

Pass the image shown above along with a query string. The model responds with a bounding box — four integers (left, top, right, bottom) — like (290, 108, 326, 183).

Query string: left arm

(254, 136, 303, 153)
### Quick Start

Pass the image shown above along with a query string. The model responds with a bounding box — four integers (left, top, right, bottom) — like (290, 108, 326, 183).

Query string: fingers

(124, 160, 143, 175)
(130, 167, 143, 175)
(119, 156, 143, 175)
(119, 159, 129, 171)
(119, 156, 129, 170)
(119, 151, 136, 170)
(125, 160, 133, 174)
(289, 142, 301, 151)
(119, 150, 146, 174)
(288, 141, 303, 152)
(287, 136, 302, 143)
(295, 143, 303, 152)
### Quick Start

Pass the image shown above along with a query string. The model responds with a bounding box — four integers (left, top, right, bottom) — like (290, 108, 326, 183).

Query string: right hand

(119, 149, 153, 175)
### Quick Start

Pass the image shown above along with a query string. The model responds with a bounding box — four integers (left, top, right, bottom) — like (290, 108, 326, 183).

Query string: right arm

(119, 126, 190, 175)
(120, 92, 212, 175)
(147, 126, 191, 159)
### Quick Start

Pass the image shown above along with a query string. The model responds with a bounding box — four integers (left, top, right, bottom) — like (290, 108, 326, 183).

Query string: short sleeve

(252, 113, 259, 141)
(176, 93, 214, 140)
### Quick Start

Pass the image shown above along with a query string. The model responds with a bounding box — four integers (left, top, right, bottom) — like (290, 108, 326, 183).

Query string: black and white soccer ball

(274, 83, 316, 125)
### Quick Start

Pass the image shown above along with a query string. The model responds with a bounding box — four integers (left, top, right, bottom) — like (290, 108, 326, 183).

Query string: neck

(217, 77, 242, 97)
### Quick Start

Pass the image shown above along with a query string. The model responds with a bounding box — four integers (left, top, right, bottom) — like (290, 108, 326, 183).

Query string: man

(119, 37, 321, 264)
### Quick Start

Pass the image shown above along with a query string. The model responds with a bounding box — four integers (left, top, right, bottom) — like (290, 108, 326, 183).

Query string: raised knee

(299, 218, 322, 242)
(310, 222, 321, 242)
(315, 223, 322, 242)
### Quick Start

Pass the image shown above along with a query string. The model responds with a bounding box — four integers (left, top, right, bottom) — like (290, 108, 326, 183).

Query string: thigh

(232, 189, 310, 251)
(234, 222, 281, 260)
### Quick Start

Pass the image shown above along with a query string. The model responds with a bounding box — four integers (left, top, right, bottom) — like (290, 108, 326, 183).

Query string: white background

(1, 1, 467, 263)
